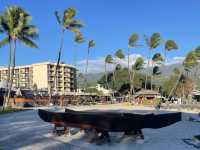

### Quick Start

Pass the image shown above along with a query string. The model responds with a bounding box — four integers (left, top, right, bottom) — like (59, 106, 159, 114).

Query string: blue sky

(0, 0, 200, 72)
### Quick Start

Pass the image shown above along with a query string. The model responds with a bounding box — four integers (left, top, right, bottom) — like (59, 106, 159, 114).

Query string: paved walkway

(0, 107, 200, 150)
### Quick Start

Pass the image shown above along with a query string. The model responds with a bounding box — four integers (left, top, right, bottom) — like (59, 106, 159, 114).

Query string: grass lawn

(0, 107, 30, 115)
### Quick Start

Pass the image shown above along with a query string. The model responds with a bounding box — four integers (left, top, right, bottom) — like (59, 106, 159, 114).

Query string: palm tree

(105, 55, 113, 90)
(164, 40, 178, 64)
(151, 53, 164, 90)
(114, 49, 125, 89)
(144, 33, 161, 90)
(73, 32, 84, 100)
(168, 51, 197, 101)
(85, 40, 95, 86)
(132, 57, 144, 92)
(0, 6, 38, 108)
(128, 33, 139, 96)
(54, 7, 83, 94)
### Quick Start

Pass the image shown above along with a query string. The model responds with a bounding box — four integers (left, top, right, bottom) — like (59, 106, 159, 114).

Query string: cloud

(166, 56, 185, 65)
(77, 53, 143, 73)
(77, 54, 185, 73)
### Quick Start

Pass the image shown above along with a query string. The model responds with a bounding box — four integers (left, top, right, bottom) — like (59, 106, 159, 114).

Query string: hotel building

(0, 62, 77, 95)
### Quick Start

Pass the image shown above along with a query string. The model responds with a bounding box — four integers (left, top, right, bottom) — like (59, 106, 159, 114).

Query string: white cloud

(77, 53, 143, 73)
(77, 54, 185, 73)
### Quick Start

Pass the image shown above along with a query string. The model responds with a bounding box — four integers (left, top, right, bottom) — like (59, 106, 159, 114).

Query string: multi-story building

(0, 62, 77, 95)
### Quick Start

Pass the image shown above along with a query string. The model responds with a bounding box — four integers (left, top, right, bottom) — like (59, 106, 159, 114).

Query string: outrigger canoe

(38, 109, 181, 132)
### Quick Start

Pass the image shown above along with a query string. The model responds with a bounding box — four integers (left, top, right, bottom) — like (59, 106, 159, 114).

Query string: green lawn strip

(0, 107, 31, 115)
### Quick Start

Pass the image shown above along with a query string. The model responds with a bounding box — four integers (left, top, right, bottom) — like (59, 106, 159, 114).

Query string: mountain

(78, 63, 200, 86)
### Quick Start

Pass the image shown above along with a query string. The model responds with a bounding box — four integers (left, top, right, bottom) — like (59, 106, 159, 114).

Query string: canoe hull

(38, 109, 181, 132)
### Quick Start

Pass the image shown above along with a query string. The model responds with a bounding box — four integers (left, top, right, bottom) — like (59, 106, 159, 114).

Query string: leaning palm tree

(54, 7, 83, 94)
(168, 51, 197, 100)
(144, 33, 161, 90)
(164, 40, 178, 64)
(85, 40, 95, 86)
(105, 55, 113, 90)
(128, 33, 139, 95)
(0, 6, 38, 108)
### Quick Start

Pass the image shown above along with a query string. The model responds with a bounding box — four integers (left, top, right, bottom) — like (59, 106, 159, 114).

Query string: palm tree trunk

(85, 47, 90, 88)
(167, 67, 184, 100)
(132, 70, 136, 94)
(128, 47, 132, 100)
(145, 49, 151, 90)
(73, 43, 77, 100)
(6, 40, 16, 108)
(54, 29, 65, 95)
(3, 41, 12, 109)
(105, 62, 109, 89)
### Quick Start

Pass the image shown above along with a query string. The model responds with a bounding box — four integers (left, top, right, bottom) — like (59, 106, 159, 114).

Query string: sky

(0, 0, 200, 73)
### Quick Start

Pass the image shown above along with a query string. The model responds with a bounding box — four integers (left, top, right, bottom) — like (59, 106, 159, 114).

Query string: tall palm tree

(54, 7, 83, 94)
(144, 33, 161, 90)
(132, 57, 144, 92)
(73, 32, 84, 100)
(105, 55, 113, 90)
(151, 53, 164, 90)
(128, 33, 139, 96)
(85, 40, 95, 86)
(0, 6, 38, 108)
(164, 40, 178, 64)
(114, 49, 125, 89)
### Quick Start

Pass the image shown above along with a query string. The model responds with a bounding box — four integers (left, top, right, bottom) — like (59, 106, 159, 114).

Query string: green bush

(0, 107, 27, 115)
(140, 98, 161, 106)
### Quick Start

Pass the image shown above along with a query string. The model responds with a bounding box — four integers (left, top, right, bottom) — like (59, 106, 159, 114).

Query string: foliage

(115, 49, 125, 59)
(165, 40, 178, 51)
(161, 71, 194, 98)
(98, 67, 145, 92)
(183, 51, 198, 68)
(132, 57, 144, 70)
(0, 107, 29, 115)
(0, 6, 38, 48)
(128, 33, 138, 48)
(88, 40, 95, 48)
(105, 55, 113, 64)
(85, 87, 104, 96)
(74, 31, 84, 43)
(144, 33, 161, 50)
(152, 53, 164, 62)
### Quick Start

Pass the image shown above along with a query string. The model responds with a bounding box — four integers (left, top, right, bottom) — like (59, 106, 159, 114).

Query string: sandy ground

(0, 104, 200, 150)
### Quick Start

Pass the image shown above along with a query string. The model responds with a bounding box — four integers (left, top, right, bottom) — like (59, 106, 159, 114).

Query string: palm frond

(20, 36, 38, 48)
(150, 32, 161, 49)
(152, 53, 164, 62)
(128, 33, 138, 48)
(0, 37, 10, 48)
(105, 55, 113, 64)
(165, 40, 178, 51)
(64, 7, 76, 20)
(55, 11, 62, 25)
(88, 40, 95, 48)
(74, 32, 84, 43)
(115, 49, 125, 59)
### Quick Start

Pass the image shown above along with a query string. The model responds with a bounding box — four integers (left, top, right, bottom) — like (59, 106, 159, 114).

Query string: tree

(128, 33, 139, 95)
(132, 57, 144, 92)
(144, 33, 161, 90)
(114, 49, 125, 89)
(105, 55, 113, 89)
(54, 7, 83, 94)
(164, 40, 178, 63)
(85, 40, 95, 85)
(0, 6, 38, 108)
